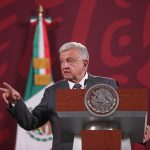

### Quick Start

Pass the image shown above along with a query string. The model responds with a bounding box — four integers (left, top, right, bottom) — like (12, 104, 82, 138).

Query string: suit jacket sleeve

(7, 88, 50, 131)
(109, 78, 119, 89)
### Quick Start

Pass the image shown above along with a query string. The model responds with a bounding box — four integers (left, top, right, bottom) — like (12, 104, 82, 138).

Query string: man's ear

(83, 60, 89, 68)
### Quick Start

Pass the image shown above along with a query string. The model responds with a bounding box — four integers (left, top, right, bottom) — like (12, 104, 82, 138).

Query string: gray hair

(59, 42, 89, 60)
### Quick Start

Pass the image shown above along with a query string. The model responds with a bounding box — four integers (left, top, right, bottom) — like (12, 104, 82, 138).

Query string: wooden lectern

(56, 88, 148, 150)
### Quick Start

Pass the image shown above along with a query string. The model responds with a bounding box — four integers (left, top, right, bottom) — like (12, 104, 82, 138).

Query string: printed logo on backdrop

(84, 84, 119, 117)
(27, 107, 53, 142)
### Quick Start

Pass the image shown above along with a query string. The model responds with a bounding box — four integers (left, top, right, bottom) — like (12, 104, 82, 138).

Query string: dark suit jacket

(8, 74, 118, 150)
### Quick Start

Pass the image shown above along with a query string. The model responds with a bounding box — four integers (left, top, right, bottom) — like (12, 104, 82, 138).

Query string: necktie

(73, 83, 82, 89)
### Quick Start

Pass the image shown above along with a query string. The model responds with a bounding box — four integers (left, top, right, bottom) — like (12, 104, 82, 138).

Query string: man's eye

(67, 59, 74, 63)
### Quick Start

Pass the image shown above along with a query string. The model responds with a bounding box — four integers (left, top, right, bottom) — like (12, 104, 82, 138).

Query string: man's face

(60, 48, 88, 82)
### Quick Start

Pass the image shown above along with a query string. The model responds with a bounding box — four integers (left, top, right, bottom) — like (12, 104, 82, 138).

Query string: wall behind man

(0, 0, 149, 150)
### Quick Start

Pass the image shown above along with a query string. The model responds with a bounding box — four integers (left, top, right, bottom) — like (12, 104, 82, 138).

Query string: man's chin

(63, 75, 72, 80)
(64, 77, 73, 81)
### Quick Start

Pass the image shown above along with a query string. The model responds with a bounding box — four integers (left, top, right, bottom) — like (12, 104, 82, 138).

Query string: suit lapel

(59, 80, 70, 89)
(86, 74, 96, 89)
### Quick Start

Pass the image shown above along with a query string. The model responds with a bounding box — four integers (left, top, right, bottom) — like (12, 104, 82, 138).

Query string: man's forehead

(61, 48, 78, 53)
(60, 49, 80, 57)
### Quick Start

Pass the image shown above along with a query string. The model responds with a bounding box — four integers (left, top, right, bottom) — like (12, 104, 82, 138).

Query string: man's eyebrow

(60, 57, 73, 60)
(67, 57, 73, 60)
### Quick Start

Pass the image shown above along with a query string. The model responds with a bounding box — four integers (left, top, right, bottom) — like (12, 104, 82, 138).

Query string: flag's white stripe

(38, 18, 44, 58)
(40, 69, 46, 75)
(39, 17, 46, 75)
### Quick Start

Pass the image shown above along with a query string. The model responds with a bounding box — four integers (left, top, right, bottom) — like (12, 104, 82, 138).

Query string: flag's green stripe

(33, 22, 40, 58)
(24, 62, 44, 101)
(33, 21, 40, 75)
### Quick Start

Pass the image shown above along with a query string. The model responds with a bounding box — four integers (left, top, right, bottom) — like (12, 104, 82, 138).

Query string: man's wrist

(11, 98, 21, 106)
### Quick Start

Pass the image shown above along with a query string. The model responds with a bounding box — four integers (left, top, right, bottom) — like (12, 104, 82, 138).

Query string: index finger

(0, 88, 8, 93)
(3, 82, 14, 90)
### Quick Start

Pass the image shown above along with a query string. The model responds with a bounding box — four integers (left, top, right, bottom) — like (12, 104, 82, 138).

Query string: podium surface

(56, 88, 148, 143)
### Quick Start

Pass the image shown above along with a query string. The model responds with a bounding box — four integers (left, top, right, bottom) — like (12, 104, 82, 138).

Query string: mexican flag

(15, 8, 53, 150)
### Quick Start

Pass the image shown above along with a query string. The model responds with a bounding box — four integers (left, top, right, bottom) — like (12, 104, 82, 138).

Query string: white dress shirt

(68, 72, 88, 89)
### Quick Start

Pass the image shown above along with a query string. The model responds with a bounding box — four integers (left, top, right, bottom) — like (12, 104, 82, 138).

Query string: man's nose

(62, 62, 69, 68)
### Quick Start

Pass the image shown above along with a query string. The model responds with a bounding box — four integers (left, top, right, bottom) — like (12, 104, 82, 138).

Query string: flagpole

(38, 5, 43, 18)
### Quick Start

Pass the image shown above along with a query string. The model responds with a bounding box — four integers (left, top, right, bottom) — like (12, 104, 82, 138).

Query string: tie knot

(73, 83, 82, 89)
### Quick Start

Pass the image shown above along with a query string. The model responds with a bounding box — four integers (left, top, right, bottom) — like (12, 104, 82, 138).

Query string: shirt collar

(68, 72, 88, 89)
